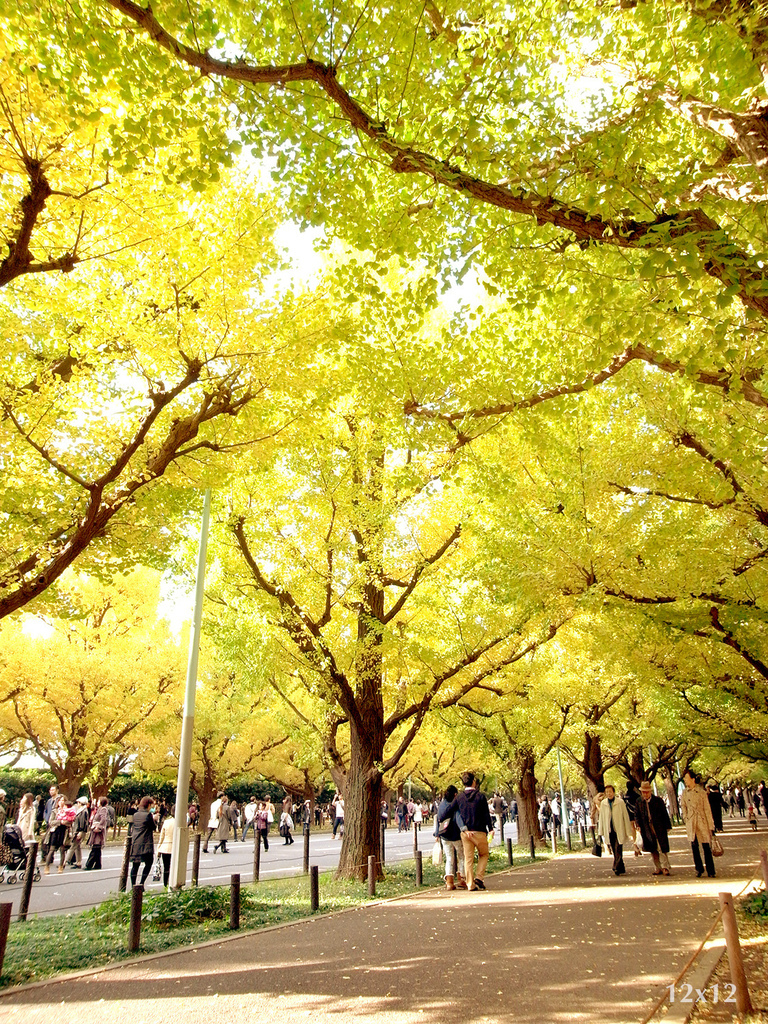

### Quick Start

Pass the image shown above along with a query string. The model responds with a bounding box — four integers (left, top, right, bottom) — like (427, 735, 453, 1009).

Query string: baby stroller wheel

(17, 868, 26, 882)
(6, 873, 16, 884)
(34, 869, 41, 881)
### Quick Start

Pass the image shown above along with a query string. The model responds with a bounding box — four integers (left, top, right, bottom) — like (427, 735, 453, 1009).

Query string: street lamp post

(169, 489, 211, 890)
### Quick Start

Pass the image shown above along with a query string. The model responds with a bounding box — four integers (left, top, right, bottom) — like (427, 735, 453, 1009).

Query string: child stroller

(0, 825, 41, 884)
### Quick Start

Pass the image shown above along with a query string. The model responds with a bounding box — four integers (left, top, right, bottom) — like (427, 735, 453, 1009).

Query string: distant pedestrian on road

(157, 813, 175, 886)
(129, 795, 156, 887)
(16, 792, 35, 844)
(64, 796, 90, 869)
(597, 785, 632, 877)
(681, 771, 716, 878)
(279, 810, 295, 844)
(635, 780, 673, 876)
(332, 793, 345, 839)
(706, 783, 725, 833)
(43, 797, 75, 874)
(213, 795, 231, 853)
(256, 801, 270, 851)
(84, 797, 110, 870)
(203, 793, 223, 852)
(241, 797, 258, 841)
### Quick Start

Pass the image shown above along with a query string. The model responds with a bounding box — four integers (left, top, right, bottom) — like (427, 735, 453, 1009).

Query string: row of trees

(0, 0, 766, 876)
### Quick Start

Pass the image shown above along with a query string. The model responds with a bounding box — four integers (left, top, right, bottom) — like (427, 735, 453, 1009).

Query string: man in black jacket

(451, 772, 493, 891)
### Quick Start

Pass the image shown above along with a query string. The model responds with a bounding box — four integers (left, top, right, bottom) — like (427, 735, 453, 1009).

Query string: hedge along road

(1, 824, 518, 918)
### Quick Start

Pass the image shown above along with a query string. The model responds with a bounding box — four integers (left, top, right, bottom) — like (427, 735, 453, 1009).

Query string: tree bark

(583, 732, 605, 797)
(513, 747, 539, 848)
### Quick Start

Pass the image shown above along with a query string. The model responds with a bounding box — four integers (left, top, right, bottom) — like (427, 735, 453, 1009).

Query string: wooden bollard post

(760, 849, 768, 889)
(0, 903, 11, 977)
(415, 850, 423, 887)
(310, 865, 319, 912)
(18, 842, 38, 922)
(506, 837, 514, 866)
(380, 821, 386, 865)
(529, 835, 536, 860)
(367, 855, 376, 897)
(589, 826, 596, 845)
(191, 832, 201, 886)
(413, 826, 418, 858)
(253, 834, 261, 882)
(579, 824, 586, 848)
(118, 836, 131, 893)
(128, 884, 143, 952)
(229, 873, 240, 930)
(303, 824, 310, 875)
(551, 831, 557, 854)
(719, 892, 753, 1016)
(566, 829, 572, 851)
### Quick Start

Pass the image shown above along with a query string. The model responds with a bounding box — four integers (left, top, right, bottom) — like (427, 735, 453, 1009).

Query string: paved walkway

(0, 819, 765, 1024)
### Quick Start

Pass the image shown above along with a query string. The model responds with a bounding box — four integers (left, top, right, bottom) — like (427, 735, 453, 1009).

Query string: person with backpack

(447, 772, 494, 891)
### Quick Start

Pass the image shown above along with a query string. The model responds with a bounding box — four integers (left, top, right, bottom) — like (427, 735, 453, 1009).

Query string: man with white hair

(635, 780, 673, 876)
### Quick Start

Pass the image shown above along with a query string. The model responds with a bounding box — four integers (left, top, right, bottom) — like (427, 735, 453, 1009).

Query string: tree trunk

(583, 732, 605, 797)
(513, 747, 539, 849)
(663, 770, 679, 819)
(629, 748, 645, 782)
(336, 575, 385, 881)
(335, 714, 384, 880)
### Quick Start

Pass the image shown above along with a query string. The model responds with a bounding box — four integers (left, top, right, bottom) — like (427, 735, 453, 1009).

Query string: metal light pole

(169, 489, 211, 890)
(556, 748, 568, 841)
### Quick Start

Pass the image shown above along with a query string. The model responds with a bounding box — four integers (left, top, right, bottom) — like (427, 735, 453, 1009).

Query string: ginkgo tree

(0, 567, 184, 798)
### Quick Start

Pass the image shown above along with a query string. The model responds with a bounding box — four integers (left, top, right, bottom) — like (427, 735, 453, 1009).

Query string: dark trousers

(130, 853, 153, 886)
(84, 845, 102, 870)
(160, 852, 171, 887)
(691, 839, 715, 876)
(258, 827, 269, 851)
(610, 829, 625, 874)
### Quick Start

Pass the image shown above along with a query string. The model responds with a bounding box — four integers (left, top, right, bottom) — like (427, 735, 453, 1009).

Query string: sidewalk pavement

(0, 819, 765, 1024)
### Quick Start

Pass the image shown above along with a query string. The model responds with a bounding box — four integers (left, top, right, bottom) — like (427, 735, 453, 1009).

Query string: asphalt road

(1, 823, 519, 919)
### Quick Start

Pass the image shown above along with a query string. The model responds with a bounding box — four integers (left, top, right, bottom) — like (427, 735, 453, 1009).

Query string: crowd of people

(0, 772, 763, 892)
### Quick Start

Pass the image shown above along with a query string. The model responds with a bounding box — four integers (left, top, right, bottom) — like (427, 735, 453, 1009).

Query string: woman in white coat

(598, 785, 633, 876)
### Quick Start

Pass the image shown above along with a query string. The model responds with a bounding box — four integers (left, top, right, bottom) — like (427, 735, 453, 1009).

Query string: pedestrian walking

(256, 801, 270, 851)
(279, 810, 295, 844)
(435, 784, 466, 890)
(157, 813, 174, 886)
(597, 785, 633, 877)
(84, 797, 110, 870)
(43, 797, 75, 874)
(64, 797, 90, 868)
(203, 793, 223, 852)
(681, 771, 716, 878)
(241, 797, 258, 841)
(332, 793, 345, 839)
(635, 780, 673, 875)
(16, 792, 36, 844)
(450, 771, 493, 891)
(213, 795, 231, 853)
(129, 795, 157, 887)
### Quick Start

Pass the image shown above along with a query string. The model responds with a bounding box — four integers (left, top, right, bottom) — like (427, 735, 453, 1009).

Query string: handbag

(591, 839, 603, 857)
(437, 817, 451, 835)
(710, 833, 724, 857)
(431, 840, 443, 866)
